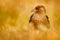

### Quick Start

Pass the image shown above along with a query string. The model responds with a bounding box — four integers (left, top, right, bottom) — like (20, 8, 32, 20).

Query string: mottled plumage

(29, 5, 50, 30)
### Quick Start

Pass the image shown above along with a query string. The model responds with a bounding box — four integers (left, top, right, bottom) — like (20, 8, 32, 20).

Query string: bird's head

(32, 5, 46, 14)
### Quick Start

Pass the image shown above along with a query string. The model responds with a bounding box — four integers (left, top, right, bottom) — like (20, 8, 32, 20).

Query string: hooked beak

(31, 9, 36, 12)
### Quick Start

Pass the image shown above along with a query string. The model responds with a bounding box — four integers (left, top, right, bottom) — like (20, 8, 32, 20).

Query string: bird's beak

(31, 9, 36, 12)
(31, 9, 34, 12)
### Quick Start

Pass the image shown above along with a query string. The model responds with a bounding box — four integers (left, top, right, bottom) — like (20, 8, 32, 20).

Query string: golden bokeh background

(0, 0, 60, 40)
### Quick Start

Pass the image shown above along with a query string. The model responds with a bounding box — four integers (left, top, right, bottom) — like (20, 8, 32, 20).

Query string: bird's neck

(35, 12, 46, 16)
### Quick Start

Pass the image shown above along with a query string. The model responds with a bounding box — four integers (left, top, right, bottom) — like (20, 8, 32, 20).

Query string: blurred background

(0, 0, 60, 40)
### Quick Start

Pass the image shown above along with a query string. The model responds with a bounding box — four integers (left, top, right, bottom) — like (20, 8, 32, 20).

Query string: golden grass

(0, 0, 60, 40)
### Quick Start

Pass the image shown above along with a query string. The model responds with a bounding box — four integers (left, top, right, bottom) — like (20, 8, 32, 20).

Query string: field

(0, 0, 60, 40)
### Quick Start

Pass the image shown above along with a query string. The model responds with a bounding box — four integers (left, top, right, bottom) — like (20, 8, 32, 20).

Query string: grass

(0, 0, 60, 40)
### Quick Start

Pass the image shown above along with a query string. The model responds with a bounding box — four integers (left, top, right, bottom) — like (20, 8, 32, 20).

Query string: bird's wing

(46, 15, 50, 28)
(46, 15, 49, 22)
(29, 14, 34, 23)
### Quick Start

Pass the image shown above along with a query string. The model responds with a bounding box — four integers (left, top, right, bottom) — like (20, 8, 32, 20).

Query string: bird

(29, 5, 50, 31)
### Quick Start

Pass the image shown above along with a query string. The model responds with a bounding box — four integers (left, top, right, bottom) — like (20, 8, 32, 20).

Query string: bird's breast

(37, 24, 48, 32)
(32, 14, 46, 24)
